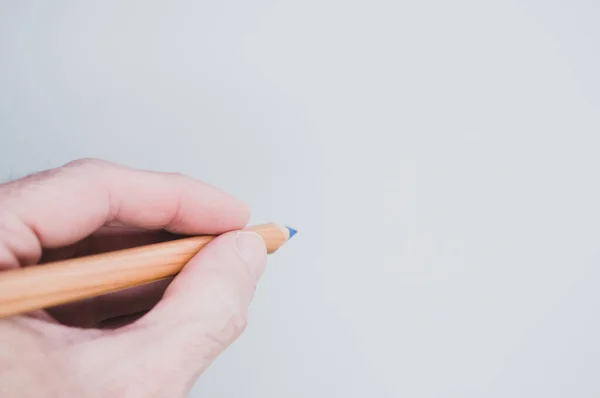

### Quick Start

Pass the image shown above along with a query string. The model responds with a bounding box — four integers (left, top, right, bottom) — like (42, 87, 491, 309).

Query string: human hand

(0, 159, 267, 397)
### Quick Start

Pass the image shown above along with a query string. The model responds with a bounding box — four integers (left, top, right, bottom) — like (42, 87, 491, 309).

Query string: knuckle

(199, 311, 248, 358)
(166, 171, 187, 179)
(226, 311, 249, 337)
(196, 276, 250, 349)
(164, 171, 191, 187)
(211, 293, 249, 342)
(62, 158, 110, 171)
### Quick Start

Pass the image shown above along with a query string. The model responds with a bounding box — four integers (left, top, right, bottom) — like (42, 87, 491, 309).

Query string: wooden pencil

(0, 222, 296, 318)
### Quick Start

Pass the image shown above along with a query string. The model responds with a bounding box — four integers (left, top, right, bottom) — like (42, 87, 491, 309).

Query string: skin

(0, 159, 267, 397)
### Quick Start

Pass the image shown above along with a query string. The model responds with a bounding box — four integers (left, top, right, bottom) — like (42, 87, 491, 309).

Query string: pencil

(0, 222, 296, 318)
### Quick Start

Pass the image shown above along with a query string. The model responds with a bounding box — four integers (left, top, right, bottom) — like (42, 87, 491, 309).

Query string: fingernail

(235, 232, 267, 280)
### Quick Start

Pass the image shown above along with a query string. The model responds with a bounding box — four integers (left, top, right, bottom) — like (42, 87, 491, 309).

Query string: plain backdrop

(2, 1, 600, 396)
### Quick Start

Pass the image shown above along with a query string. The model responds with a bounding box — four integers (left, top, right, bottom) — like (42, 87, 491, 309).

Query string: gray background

(1, 1, 600, 396)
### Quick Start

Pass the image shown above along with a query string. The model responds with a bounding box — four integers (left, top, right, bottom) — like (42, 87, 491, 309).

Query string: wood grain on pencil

(0, 223, 292, 318)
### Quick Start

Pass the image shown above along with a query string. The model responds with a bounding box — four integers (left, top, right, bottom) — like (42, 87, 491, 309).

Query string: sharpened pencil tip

(286, 226, 297, 239)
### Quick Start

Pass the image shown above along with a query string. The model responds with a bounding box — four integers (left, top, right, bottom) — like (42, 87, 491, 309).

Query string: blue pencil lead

(286, 226, 297, 239)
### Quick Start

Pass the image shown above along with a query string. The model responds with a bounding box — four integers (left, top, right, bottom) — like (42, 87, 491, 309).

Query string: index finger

(0, 159, 250, 258)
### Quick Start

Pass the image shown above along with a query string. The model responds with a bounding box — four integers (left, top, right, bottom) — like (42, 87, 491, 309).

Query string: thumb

(152, 230, 267, 321)
(108, 231, 267, 392)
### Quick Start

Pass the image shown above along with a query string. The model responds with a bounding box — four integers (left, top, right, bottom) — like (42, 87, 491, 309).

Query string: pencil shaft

(0, 223, 289, 318)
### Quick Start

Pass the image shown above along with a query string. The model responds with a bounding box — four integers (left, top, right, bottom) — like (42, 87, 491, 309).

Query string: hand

(0, 159, 267, 397)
